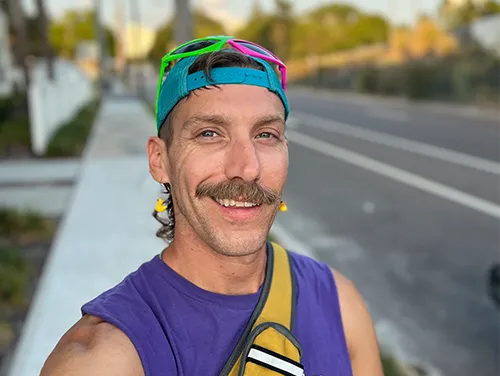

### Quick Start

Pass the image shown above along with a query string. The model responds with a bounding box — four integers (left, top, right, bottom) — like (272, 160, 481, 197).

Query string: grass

(382, 353, 409, 376)
(0, 208, 56, 245)
(0, 321, 14, 348)
(0, 91, 31, 156)
(0, 208, 57, 350)
(0, 245, 32, 307)
(0, 118, 32, 156)
(44, 98, 101, 157)
(0, 208, 56, 305)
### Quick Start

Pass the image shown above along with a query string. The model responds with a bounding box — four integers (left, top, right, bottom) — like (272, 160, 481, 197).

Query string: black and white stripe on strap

(246, 345, 305, 376)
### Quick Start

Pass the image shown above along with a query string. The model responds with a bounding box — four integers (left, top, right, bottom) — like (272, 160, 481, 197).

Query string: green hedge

(44, 99, 101, 157)
(292, 51, 500, 104)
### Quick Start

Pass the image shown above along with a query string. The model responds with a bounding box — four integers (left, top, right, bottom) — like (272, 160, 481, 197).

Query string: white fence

(28, 59, 93, 156)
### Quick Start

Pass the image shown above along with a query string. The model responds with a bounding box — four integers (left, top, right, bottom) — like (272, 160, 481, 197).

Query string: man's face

(149, 84, 288, 257)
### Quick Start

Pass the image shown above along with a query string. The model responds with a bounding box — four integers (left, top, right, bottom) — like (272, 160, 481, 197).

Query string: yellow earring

(155, 198, 167, 213)
(279, 201, 288, 212)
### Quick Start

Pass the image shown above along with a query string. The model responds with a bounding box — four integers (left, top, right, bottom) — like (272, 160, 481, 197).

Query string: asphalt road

(147, 83, 500, 376)
(276, 89, 500, 376)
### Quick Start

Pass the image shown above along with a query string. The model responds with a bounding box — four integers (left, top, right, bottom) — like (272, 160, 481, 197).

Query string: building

(123, 23, 156, 60)
(74, 40, 100, 80)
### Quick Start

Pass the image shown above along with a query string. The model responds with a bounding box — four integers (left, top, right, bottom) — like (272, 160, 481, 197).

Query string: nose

(224, 138, 261, 182)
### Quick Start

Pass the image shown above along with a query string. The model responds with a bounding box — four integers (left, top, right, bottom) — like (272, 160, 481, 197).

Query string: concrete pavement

(6, 83, 165, 376)
(0, 159, 80, 217)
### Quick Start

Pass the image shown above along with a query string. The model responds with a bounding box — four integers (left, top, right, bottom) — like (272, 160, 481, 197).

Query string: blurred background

(0, 1, 499, 376)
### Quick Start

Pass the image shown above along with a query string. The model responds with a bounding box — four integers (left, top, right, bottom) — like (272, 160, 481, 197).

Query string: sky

(22, 0, 443, 31)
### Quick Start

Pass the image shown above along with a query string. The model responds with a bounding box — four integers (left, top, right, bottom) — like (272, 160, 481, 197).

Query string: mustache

(195, 180, 281, 205)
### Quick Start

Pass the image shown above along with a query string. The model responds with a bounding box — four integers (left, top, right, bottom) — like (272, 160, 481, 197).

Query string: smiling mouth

(212, 197, 261, 208)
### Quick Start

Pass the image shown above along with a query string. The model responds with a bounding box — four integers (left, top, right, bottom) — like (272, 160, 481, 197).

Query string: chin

(208, 230, 268, 257)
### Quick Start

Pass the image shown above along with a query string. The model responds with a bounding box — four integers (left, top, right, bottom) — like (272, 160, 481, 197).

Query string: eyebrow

(182, 114, 230, 131)
(182, 114, 286, 132)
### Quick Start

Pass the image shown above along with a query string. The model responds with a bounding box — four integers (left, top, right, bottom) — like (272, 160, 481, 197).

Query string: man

(41, 37, 383, 376)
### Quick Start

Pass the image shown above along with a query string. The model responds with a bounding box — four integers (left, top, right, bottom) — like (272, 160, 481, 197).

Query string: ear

(147, 136, 170, 184)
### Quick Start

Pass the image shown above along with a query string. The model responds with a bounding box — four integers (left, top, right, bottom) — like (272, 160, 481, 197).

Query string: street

(279, 89, 500, 376)
(146, 83, 500, 376)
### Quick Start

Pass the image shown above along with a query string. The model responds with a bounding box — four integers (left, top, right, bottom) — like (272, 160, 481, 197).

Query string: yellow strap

(253, 242, 292, 329)
(225, 241, 294, 376)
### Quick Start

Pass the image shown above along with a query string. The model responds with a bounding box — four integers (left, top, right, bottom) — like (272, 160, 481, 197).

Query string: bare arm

(332, 269, 384, 376)
(40, 315, 144, 376)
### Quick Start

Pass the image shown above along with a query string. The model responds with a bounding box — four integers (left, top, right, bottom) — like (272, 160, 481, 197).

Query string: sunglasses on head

(155, 36, 287, 116)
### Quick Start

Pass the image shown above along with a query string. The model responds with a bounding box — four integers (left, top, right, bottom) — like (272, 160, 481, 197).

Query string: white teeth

(215, 198, 259, 208)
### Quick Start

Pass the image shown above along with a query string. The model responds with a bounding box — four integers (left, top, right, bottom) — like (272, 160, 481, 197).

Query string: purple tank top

(81, 249, 353, 376)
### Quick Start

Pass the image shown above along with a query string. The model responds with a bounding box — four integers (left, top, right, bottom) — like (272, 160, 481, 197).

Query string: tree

(439, 0, 499, 29)
(479, 0, 500, 16)
(49, 9, 115, 59)
(235, 13, 275, 53)
(288, 4, 390, 58)
(148, 11, 225, 62)
(349, 15, 389, 46)
(271, 0, 294, 61)
(35, 0, 54, 80)
(6, 0, 30, 85)
(148, 23, 173, 62)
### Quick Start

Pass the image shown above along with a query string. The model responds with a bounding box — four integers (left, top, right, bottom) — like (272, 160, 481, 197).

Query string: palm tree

(6, 0, 30, 85)
(35, 0, 54, 80)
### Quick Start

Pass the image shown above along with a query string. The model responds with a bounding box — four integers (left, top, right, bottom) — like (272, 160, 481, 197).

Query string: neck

(161, 235, 268, 296)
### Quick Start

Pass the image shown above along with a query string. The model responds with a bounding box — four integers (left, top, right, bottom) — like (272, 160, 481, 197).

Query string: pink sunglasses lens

(235, 41, 280, 61)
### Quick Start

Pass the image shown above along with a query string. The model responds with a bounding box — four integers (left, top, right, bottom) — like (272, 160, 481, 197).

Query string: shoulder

(288, 251, 332, 285)
(330, 268, 384, 375)
(41, 314, 144, 376)
(287, 251, 383, 372)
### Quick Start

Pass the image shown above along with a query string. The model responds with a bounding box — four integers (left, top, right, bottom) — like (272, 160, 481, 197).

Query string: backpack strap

(254, 242, 294, 329)
(219, 241, 303, 376)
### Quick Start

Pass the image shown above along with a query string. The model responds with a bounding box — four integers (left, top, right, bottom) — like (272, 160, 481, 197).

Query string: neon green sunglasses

(155, 35, 287, 116)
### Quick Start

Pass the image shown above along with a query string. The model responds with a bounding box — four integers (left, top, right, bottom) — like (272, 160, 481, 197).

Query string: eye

(256, 132, 275, 139)
(199, 130, 219, 138)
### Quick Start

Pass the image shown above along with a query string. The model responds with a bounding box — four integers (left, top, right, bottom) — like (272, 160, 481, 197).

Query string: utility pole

(35, 0, 54, 80)
(129, 0, 144, 96)
(174, 0, 193, 46)
(7, 0, 30, 86)
(114, 0, 126, 74)
(94, 0, 104, 92)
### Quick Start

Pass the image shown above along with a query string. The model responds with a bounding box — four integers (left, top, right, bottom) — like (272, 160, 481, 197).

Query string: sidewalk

(6, 84, 165, 376)
(0, 159, 80, 217)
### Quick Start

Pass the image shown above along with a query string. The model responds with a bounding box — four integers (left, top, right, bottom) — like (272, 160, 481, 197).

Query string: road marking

(293, 112, 500, 175)
(287, 129, 500, 219)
